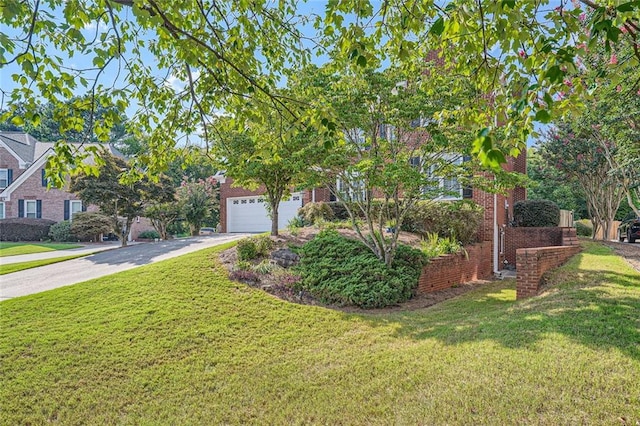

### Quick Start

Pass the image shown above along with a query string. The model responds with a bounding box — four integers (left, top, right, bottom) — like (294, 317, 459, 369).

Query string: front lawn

(0, 242, 82, 257)
(0, 254, 89, 275)
(0, 241, 638, 424)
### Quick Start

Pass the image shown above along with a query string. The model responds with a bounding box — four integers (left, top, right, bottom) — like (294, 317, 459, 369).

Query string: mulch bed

(218, 228, 490, 314)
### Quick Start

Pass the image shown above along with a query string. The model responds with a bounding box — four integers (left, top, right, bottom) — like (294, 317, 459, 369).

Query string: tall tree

(539, 124, 624, 240)
(527, 147, 588, 219)
(213, 111, 330, 236)
(295, 66, 513, 266)
(176, 177, 218, 236)
(70, 153, 172, 246)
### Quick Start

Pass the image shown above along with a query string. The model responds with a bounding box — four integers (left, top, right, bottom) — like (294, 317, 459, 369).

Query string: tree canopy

(3, 0, 640, 178)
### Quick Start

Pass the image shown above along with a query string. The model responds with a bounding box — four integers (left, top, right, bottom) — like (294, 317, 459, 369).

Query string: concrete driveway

(0, 234, 247, 301)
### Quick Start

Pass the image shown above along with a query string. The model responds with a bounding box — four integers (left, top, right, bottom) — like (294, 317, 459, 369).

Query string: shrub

(298, 202, 334, 225)
(575, 220, 593, 237)
(420, 233, 465, 258)
(401, 200, 483, 245)
(70, 212, 112, 242)
(237, 238, 258, 261)
(48, 221, 74, 242)
(295, 230, 427, 309)
(326, 202, 352, 221)
(513, 199, 560, 227)
(287, 216, 304, 236)
(0, 218, 56, 242)
(253, 235, 274, 256)
(138, 230, 161, 239)
(253, 259, 281, 274)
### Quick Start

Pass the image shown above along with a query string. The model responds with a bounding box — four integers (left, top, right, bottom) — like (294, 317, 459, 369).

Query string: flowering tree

(539, 124, 624, 240)
(177, 177, 219, 236)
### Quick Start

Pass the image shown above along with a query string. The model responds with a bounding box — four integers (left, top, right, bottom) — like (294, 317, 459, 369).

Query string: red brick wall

(130, 216, 155, 240)
(0, 147, 25, 181)
(516, 245, 581, 299)
(417, 241, 493, 294)
(5, 167, 82, 222)
(504, 227, 566, 267)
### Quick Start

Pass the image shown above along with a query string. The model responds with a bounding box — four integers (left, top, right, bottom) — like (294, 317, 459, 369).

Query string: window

(0, 169, 9, 188)
(423, 155, 463, 200)
(70, 200, 83, 221)
(25, 200, 37, 218)
(0, 202, 4, 219)
(336, 174, 366, 202)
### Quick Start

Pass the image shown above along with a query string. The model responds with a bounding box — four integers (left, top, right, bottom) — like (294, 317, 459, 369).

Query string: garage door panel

(227, 194, 302, 233)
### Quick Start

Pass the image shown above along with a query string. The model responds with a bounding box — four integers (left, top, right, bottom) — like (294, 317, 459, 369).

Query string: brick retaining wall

(515, 245, 581, 299)
(417, 241, 493, 294)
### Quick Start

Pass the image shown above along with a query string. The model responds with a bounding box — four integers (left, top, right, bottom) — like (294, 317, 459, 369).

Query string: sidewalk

(0, 234, 248, 300)
(0, 241, 121, 265)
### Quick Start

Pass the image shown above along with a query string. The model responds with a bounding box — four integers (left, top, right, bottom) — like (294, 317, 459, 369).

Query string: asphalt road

(0, 234, 248, 301)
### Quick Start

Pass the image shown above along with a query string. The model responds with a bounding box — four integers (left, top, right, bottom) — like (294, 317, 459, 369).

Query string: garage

(226, 193, 303, 233)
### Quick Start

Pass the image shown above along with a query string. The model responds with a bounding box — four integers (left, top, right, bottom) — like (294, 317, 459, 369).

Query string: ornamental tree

(176, 177, 218, 236)
(213, 110, 331, 236)
(70, 152, 173, 246)
(294, 65, 515, 266)
(539, 124, 624, 240)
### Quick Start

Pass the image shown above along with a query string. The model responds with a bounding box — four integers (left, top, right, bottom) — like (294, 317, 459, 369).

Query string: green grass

(0, 242, 82, 257)
(0, 241, 638, 424)
(0, 254, 89, 275)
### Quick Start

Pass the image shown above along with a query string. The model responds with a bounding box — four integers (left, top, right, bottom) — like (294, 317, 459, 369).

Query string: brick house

(0, 132, 154, 240)
(217, 151, 527, 273)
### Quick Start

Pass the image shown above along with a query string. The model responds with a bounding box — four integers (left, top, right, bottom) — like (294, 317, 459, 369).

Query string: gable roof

(0, 132, 128, 200)
(0, 132, 37, 164)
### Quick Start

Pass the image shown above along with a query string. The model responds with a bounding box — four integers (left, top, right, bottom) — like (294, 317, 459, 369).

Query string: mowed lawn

(1, 241, 638, 424)
(0, 242, 82, 257)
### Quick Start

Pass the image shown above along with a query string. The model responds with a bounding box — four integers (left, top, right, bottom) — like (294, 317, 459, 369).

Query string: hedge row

(0, 218, 56, 242)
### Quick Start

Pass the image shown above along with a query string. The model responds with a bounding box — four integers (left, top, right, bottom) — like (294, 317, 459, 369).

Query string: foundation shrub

(401, 200, 483, 245)
(0, 218, 56, 241)
(49, 221, 74, 242)
(295, 230, 427, 308)
(513, 199, 560, 227)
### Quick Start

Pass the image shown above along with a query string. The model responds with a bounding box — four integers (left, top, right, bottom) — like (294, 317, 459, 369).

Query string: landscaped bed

(1, 240, 638, 424)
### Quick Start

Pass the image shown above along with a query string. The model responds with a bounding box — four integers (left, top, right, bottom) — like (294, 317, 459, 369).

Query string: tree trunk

(270, 201, 279, 236)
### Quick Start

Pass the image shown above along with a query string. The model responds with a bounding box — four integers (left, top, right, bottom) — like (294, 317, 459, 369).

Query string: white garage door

(227, 193, 303, 233)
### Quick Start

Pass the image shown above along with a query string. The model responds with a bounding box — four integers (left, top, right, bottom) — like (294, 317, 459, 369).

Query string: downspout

(312, 188, 316, 203)
(493, 193, 499, 275)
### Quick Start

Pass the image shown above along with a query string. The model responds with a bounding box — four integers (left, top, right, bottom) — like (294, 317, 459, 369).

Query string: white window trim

(0, 169, 8, 189)
(25, 200, 37, 218)
(69, 200, 83, 221)
(422, 154, 464, 201)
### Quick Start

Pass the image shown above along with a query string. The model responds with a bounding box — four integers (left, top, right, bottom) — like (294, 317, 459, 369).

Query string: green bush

(326, 202, 353, 221)
(49, 221, 74, 242)
(575, 220, 593, 237)
(0, 218, 56, 242)
(513, 199, 560, 227)
(138, 230, 161, 239)
(69, 212, 112, 242)
(253, 235, 274, 256)
(236, 235, 274, 261)
(237, 238, 258, 261)
(401, 200, 483, 245)
(295, 230, 427, 309)
(298, 202, 334, 225)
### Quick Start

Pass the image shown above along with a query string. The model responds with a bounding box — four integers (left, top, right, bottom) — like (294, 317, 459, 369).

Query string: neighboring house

(217, 152, 527, 273)
(0, 132, 154, 240)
